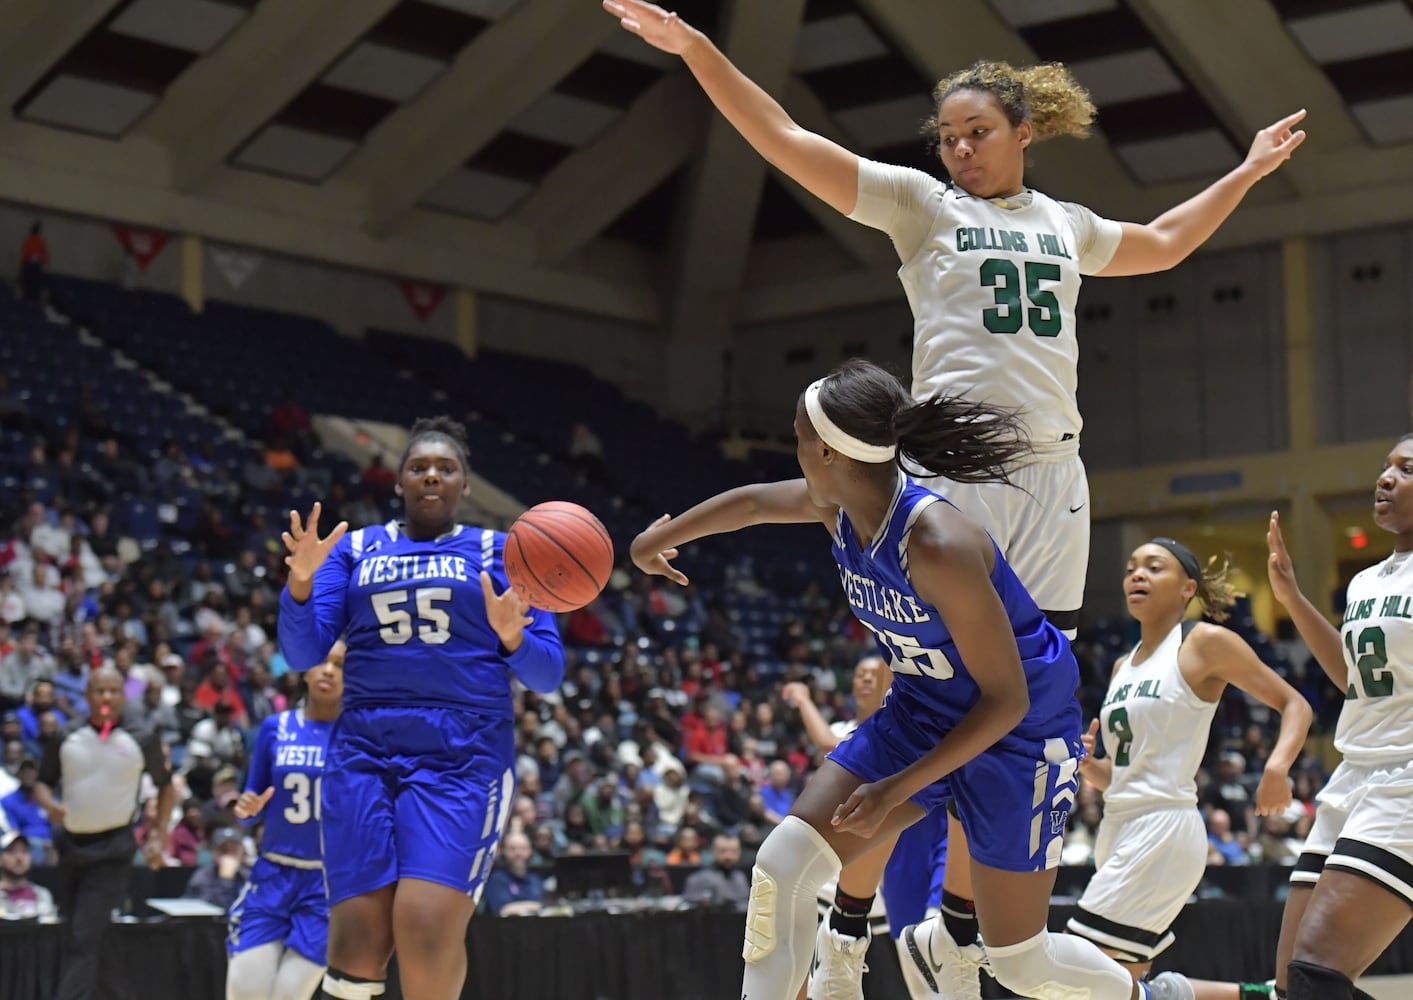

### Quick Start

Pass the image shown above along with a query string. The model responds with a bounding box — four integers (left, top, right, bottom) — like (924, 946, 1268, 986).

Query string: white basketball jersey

(1098, 621, 1217, 820)
(1335, 550, 1413, 766)
(849, 159, 1122, 442)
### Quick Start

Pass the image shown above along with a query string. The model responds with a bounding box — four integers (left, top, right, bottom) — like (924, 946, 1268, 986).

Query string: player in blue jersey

(632, 360, 1185, 1000)
(226, 639, 344, 1000)
(277, 417, 567, 1000)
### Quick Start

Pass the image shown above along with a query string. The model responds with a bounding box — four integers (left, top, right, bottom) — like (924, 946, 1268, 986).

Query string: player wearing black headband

(1065, 539, 1311, 996)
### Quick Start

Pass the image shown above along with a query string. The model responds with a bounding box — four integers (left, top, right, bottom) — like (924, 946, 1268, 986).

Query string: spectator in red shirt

(168, 798, 208, 867)
(684, 705, 735, 784)
(566, 603, 609, 647)
(361, 455, 397, 495)
(18, 223, 47, 303)
(193, 663, 247, 726)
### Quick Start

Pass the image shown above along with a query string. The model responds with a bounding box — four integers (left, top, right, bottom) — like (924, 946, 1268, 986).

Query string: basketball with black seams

(503, 501, 614, 613)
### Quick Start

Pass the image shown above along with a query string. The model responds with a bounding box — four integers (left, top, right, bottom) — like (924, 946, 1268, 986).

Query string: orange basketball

(504, 501, 614, 613)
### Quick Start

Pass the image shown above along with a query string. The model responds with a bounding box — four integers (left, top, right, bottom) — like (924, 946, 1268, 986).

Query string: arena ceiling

(1, 0, 1411, 326)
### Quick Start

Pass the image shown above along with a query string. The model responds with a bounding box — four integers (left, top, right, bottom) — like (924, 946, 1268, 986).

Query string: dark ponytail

(812, 359, 1030, 484)
(893, 394, 1031, 484)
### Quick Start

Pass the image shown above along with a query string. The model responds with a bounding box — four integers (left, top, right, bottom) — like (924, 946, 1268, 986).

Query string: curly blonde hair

(923, 60, 1096, 142)
(1193, 554, 1241, 623)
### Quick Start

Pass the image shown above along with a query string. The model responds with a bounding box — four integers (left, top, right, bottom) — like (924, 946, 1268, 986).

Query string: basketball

(504, 501, 614, 613)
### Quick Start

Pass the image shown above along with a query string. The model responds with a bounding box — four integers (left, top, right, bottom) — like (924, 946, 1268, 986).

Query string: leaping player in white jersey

(1180, 437, 1413, 1000)
(601, 3, 1308, 998)
(1064, 538, 1310, 995)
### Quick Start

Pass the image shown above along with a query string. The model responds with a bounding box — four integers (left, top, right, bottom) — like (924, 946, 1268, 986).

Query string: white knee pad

(272, 950, 326, 1000)
(987, 930, 1134, 1000)
(742, 815, 841, 964)
(227, 943, 283, 1000)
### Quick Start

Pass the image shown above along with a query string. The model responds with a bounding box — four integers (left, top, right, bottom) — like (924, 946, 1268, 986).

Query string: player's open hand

(630, 514, 689, 586)
(482, 572, 533, 648)
(1266, 511, 1301, 608)
(1080, 718, 1100, 758)
(831, 778, 905, 839)
(282, 503, 348, 582)
(234, 787, 275, 820)
(601, 0, 700, 56)
(1242, 109, 1307, 180)
(781, 682, 811, 709)
(1254, 767, 1293, 818)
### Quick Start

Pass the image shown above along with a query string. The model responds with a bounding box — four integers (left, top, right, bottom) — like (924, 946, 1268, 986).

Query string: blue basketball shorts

(226, 859, 328, 965)
(321, 706, 516, 906)
(827, 699, 1082, 872)
(879, 806, 947, 938)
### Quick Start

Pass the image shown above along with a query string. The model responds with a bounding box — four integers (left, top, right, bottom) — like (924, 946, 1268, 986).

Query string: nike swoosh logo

(1069, 504, 1086, 513)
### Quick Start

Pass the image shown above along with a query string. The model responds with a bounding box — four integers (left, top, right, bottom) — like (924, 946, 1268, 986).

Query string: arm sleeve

(1059, 200, 1123, 275)
(140, 727, 171, 788)
(487, 535, 564, 693)
(37, 732, 62, 789)
(278, 538, 352, 671)
(237, 718, 276, 827)
(846, 158, 945, 263)
(502, 605, 566, 693)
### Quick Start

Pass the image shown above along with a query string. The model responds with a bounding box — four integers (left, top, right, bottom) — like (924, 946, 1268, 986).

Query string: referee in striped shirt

(35, 666, 176, 1000)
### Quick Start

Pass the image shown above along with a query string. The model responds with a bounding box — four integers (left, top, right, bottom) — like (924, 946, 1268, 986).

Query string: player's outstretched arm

(602, 0, 860, 215)
(630, 480, 834, 585)
(782, 682, 841, 753)
(1265, 510, 1347, 689)
(278, 503, 352, 671)
(1098, 109, 1307, 277)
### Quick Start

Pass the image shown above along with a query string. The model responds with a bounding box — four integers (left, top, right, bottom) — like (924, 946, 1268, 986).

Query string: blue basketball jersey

(241, 709, 333, 862)
(278, 522, 566, 715)
(832, 476, 1079, 747)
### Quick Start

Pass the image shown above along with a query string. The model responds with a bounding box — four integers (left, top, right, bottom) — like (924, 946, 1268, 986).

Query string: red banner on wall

(113, 226, 169, 271)
(399, 279, 446, 321)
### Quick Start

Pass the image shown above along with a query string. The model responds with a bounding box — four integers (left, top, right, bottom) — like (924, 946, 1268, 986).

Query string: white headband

(804, 378, 897, 464)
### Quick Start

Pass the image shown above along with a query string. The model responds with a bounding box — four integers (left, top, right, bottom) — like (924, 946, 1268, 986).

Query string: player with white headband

(632, 359, 1188, 1000)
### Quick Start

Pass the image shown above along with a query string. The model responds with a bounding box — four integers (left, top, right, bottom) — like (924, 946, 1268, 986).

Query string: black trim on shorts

(946, 799, 960, 821)
(1292, 851, 1328, 879)
(1325, 838, 1413, 907)
(1068, 906, 1168, 949)
(1043, 609, 1080, 632)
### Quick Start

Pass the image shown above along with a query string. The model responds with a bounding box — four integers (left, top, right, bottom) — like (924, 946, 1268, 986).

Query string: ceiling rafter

(341, 0, 618, 236)
(515, 72, 702, 265)
(137, 0, 401, 191)
(1126, 0, 1357, 198)
(0, 0, 123, 108)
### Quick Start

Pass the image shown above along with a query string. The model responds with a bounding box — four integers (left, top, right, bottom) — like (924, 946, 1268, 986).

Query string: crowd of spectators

(0, 397, 1343, 926)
